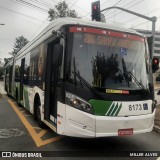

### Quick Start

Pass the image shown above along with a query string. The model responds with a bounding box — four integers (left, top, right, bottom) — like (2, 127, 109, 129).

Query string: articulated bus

(5, 18, 156, 137)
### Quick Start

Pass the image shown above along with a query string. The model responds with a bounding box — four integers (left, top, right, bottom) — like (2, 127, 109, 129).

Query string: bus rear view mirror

(147, 36, 153, 57)
(53, 44, 63, 66)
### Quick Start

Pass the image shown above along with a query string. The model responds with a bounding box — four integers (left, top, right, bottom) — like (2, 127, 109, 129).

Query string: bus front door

(44, 42, 57, 127)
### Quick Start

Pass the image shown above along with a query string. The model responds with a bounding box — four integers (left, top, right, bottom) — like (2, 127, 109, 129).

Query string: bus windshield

(69, 26, 149, 91)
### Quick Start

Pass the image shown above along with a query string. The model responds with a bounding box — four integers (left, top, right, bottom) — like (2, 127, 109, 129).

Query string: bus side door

(20, 58, 25, 101)
(45, 41, 59, 126)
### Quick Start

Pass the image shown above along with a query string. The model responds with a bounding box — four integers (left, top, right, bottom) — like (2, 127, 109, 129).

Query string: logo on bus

(143, 103, 148, 110)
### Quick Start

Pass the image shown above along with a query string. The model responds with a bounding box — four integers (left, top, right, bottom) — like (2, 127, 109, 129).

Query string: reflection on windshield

(69, 28, 149, 91)
(92, 53, 120, 87)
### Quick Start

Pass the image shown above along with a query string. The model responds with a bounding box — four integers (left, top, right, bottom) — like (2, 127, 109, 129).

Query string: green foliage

(48, 1, 78, 21)
(0, 66, 4, 78)
(92, 53, 119, 86)
(9, 36, 29, 56)
(4, 57, 12, 66)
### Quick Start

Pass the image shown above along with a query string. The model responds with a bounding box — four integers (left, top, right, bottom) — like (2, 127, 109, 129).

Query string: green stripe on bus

(89, 99, 112, 116)
(107, 103, 115, 116)
(115, 103, 122, 116)
(110, 103, 119, 116)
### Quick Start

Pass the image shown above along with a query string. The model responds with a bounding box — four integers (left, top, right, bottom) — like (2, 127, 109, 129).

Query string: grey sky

(0, 0, 160, 62)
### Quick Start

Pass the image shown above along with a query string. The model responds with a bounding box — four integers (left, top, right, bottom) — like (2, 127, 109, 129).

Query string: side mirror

(147, 36, 153, 57)
(52, 44, 63, 66)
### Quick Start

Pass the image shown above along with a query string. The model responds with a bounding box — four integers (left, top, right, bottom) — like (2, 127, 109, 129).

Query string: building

(135, 29, 160, 58)
(135, 29, 160, 84)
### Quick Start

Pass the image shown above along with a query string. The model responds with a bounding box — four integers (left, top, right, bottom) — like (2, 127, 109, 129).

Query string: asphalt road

(0, 81, 160, 160)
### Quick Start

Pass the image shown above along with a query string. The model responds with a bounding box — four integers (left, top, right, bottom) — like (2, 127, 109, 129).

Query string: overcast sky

(0, 0, 160, 62)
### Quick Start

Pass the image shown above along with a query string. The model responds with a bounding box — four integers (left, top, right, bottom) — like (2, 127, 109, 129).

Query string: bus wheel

(36, 105, 45, 128)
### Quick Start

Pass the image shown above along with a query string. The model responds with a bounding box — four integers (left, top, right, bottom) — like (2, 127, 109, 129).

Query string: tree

(92, 53, 119, 86)
(0, 66, 4, 78)
(4, 57, 12, 66)
(48, 1, 78, 21)
(9, 36, 29, 56)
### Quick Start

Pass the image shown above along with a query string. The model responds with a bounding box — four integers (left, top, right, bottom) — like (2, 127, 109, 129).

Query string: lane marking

(8, 99, 63, 147)
(21, 110, 26, 113)
(42, 136, 64, 145)
(24, 114, 32, 117)
(37, 130, 47, 138)
(32, 127, 41, 130)
(8, 100, 44, 147)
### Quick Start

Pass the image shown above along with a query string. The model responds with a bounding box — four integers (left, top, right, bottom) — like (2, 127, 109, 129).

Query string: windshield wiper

(122, 58, 145, 90)
(122, 58, 130, 87)
(72, 71, 103, 98)
(127, 71, 145, 90)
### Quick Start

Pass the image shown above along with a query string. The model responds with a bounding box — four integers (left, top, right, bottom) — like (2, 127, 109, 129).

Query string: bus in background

(4, 18, 158, 137)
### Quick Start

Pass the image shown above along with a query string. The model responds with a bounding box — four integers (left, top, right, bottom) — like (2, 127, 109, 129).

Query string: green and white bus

(5, 18, 156, 137)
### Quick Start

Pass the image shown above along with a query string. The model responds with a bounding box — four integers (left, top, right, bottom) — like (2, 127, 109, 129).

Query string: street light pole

(101, 6, 157, 59)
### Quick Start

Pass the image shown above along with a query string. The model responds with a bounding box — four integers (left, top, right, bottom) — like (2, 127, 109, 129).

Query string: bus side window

(24, 66, 30, 85)
(15, 65, 20, 82)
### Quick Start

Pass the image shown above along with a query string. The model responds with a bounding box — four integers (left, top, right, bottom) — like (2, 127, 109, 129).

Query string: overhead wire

(101, 0, 111, 6)
(103, 0, 123, 14)
(67, 0, 87, 18)
(28, 0, 54, 9)
(132, 15, 160, 28)
(15, 0, 48, 13)
(9, 0, 48, 14)
(125, 6, 160, 24)
(105, 0, 146, 19)
(69, 0, 79, 9)
(29, 17, 48, 40)
(104, 0, 138, 17)
(29, 0, 79, 41)
(0, 5, 46, 23)
(65, 0, 89, 14)
(16, 0, 88, 19)
(39, 0, 56, 8)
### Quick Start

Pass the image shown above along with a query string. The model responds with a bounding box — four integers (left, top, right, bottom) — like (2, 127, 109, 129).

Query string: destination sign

(83, 33, 138, 48)
(69, 27, 145, 48)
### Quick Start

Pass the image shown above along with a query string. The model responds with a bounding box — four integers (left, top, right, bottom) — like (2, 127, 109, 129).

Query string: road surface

(0, 81, 160, 160)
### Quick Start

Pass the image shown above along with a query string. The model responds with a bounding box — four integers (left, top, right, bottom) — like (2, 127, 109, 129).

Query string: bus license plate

(118, 128, 133, 136)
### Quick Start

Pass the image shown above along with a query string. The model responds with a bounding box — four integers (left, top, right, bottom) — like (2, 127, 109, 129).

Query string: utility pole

(100, 6, 157, 59)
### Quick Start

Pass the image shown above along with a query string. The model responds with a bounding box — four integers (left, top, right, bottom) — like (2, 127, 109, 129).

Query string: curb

(154, 125, 160, 133)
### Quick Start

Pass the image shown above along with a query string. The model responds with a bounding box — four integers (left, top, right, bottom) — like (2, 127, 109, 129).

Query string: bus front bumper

(95, 110, 155, 137)
(63, 106, 155, 138)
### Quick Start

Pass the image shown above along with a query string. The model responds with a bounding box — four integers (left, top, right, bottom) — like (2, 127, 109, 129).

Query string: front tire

(36, 105, 45, 128)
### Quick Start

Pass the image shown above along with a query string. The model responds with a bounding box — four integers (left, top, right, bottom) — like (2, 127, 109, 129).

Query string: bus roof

(48, 17, 143, 35)
(16, 17, 145, 59)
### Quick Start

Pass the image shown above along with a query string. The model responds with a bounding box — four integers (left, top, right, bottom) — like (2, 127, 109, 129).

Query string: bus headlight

(65, 92, 93, 114)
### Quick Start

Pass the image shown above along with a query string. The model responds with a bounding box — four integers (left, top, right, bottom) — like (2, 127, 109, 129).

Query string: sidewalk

(154, 105, 160, 133)
(0, 81, 6, 98)
(154, 83, 160, 132)
(154, 81, 160, 89)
